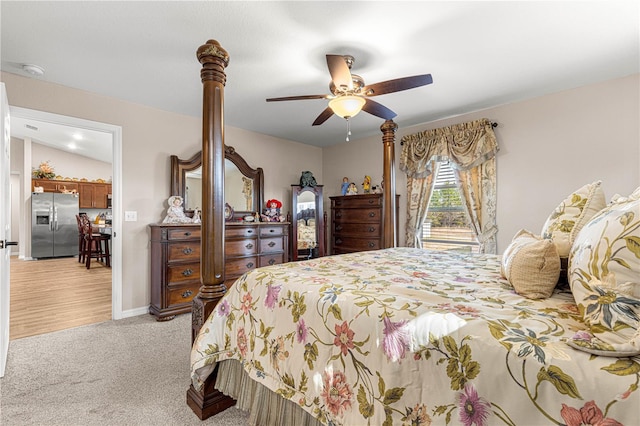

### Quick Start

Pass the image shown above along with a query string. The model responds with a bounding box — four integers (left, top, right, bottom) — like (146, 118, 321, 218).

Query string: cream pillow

(501, 229, 561, 299)
(541, 181, 606, 257)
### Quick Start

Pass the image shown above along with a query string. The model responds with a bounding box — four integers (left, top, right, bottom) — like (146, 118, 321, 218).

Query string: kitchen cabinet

(79, 182, 111, 209)
(32, 179, 112, 209)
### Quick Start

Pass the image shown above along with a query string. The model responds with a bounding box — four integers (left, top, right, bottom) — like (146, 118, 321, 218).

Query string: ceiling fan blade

(362, 74, 433, 96)
(312, 107, 335, 126)
(362, 98, 397, 120)
(266, 94, 330, 102)
(326, 55, 353, 90)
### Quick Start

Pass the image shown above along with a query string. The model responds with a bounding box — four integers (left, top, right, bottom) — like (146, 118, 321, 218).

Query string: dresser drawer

(259, 253, 285, 267)
(167, 228, 201, 240)
(334, 222, 381, 236)
(226, 256, 258, 276)
(333, 237, 381, 252)
(166, 283, 199, 306)
(333, 196, 382, 208)
(260, 226, 285, 237)
(226, 238, 258, 256)
(226, 226, 258, 238)
(334, 208, 381, 223)
(260, 237, 284, 253)
(167, 241, 201, 261)
(167, 262, 200, 284)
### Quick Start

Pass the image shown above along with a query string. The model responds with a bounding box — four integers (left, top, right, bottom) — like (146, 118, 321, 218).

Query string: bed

(187, 40, 640, 425)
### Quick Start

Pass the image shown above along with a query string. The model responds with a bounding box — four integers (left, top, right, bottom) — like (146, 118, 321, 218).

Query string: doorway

(9, 107, 122, 333)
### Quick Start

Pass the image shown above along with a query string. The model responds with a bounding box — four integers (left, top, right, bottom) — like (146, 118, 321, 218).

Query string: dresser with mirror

(149, 146, 288, 321)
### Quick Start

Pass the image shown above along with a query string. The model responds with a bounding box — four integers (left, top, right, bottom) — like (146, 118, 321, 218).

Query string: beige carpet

(0, 313, 249, 425)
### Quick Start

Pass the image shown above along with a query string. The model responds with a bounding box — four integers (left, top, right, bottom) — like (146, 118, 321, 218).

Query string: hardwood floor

(9, 255, 112, 340)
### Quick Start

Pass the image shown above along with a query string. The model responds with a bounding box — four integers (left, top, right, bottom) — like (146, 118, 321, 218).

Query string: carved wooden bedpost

(381, 119, 398, 248)
(187, 39, 236, 419)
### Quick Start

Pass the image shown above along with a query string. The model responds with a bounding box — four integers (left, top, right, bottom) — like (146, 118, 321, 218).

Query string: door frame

(10, 106, 123, 320)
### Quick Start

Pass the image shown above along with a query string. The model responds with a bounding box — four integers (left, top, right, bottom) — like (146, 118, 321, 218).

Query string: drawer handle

(181, 290, 193, 298)
(336, 225, 343, 231)
(369, 212, 376, 217)
(268, 241, 276, 247)
(246, 262, 254, 268)
(247, 230, 253, 234)
(336, 211, 342, 217)
(183, 247, 193, 254)
(335, 238, 342, 245)
(182, 269, 193, 277)
(368, 242, 375, 248)
(246, 243, 254, 249)
(368, 199, 374, 204)
(368, 227, 375, 232)
(268, 259, 276, 265)
(184, 231, 192, 236)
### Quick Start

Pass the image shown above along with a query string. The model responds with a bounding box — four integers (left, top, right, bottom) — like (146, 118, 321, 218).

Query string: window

(422, 161, 479, 253)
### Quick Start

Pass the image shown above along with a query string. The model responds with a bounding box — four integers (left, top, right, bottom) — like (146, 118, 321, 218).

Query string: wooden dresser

(330, 194, 399, 255)
(149, 222, 289, 321)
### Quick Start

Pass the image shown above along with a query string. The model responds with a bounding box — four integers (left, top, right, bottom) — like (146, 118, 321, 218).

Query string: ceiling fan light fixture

(329, 95, 365, 119)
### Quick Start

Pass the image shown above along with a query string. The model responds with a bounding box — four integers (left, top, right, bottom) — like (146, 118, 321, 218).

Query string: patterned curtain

(400, 118, 499, 253)
(405, 162, 438, 248)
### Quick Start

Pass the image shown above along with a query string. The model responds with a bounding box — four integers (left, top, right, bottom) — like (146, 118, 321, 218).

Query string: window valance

(400, 118, 498, 178)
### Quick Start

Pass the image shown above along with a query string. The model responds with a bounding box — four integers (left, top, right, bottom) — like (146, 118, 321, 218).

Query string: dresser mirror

(291, 184, 325, 260)
(170, 145, 264, 219)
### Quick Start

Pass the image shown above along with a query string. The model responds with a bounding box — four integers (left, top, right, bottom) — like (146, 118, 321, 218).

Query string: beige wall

(4, 70, 637, 313)
(1, 71, 322, 315)
(30, 142, 112, 181)
(323, 73, 640, 252)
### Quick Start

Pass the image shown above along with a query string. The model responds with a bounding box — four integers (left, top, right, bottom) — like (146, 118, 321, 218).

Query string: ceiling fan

(266, 54, 433, 128)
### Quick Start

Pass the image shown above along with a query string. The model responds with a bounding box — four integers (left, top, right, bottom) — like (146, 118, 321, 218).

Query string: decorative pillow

(569, 186, 640, 297)
(567, 186, 640, 356)
(541, 181, 606, 258)
(567, 278, 640, 357)
(501, 229, 561, 299)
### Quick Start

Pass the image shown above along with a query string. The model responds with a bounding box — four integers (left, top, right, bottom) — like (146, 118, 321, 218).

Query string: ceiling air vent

(25, 124, 38, 131)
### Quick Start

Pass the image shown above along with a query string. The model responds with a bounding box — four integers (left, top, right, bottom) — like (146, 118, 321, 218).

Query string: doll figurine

(362, 175, 371, 193)
(163, 195, 193, 223)
(261, 199, 285, 222)
(341, 177, 350, 196)
(346, 182, 358, 195)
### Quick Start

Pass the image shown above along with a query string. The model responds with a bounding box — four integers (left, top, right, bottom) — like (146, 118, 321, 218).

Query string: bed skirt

(215, 359, 322, 426)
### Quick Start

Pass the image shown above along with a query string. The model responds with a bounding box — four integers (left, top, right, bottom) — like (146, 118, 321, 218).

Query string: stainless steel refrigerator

(31, 192, 79, 259)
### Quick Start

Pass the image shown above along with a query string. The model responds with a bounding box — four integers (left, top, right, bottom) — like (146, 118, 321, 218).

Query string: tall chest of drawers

(149, 222, 289, 321)
(330, 194, 399, 255)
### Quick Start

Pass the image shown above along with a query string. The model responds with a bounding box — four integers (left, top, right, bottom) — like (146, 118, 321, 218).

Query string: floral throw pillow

(568, 278, 640, 356)
(567, 187, 640, 356)
(541, 181, 606, 258)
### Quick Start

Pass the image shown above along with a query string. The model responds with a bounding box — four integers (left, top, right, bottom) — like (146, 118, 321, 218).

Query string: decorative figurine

(347, 182, 358, 195)
(362, 175, 371, 193)
(163, 195, 193, 223)
(261, 199, 286, 222)
(341, 177, 350, 196)
(299, 171, 317, 187)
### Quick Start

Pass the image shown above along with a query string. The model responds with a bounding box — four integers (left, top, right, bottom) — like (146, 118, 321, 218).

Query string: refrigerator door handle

(49, 207, 54, 231)
(54, 206, 59, 231)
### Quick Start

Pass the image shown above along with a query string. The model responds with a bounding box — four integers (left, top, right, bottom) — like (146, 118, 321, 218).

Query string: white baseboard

(121, 306, 150, 319)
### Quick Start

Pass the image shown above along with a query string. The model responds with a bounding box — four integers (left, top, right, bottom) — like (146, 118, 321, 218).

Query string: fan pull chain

(346, 117, 351, 142)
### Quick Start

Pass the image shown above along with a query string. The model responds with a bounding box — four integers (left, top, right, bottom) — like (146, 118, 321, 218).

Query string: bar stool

(81, 216, 110, 269)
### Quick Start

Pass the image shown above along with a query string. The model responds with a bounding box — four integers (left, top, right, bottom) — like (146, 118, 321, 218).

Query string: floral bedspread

(191, 248, 639, 425)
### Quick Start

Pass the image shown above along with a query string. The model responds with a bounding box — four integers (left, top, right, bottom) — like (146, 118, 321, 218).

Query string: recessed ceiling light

(72, 133, 83, 141)
(67, 142, 77, 150)
(22, 64, 45, 77)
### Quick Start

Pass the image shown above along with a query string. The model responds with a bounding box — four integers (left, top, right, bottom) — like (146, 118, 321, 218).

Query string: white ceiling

(1, 1, 638, 155)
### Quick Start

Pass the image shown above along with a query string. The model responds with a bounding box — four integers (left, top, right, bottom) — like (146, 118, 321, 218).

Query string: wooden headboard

(187, 39, 399, 420)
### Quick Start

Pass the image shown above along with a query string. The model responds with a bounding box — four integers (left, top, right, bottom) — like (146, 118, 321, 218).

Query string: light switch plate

(124, 211, 137, 222)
